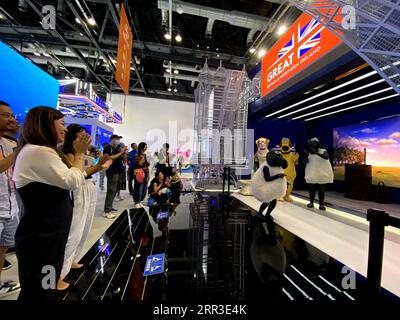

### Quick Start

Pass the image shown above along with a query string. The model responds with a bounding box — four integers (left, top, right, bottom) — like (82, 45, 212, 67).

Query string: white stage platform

(233, 193, 400, 298)
(294, 190, 400, 220)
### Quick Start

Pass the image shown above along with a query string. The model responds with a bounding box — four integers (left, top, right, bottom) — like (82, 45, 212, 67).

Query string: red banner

(261, 13, 342, 97)
(115, 3, 133, 96)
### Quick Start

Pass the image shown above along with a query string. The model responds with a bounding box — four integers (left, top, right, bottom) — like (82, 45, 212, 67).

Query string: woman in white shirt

(13, 107, 91, 300)
(58, 124, 110, 290)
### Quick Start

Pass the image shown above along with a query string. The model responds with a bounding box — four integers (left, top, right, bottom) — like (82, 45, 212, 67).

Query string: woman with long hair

(58, 124, 111, 290)
(12, 107, 91, 300)
(132, 142, 150, 208)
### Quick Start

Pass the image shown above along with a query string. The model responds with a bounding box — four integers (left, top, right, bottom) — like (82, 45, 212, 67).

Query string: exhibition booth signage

(261, 13, 342, 97)
(115, 3, 133, 96)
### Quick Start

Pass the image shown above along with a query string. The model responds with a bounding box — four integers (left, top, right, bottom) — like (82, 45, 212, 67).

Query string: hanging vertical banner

(115, 3, 133, 96)
(261, 12, 342, 97)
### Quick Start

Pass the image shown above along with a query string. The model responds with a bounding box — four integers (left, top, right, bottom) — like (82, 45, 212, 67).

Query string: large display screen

(0, 41, 59, 123)
(333, 117, 400, 187)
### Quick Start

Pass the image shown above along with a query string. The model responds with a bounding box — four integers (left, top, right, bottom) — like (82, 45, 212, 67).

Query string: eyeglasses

(0, 112, 15, 119)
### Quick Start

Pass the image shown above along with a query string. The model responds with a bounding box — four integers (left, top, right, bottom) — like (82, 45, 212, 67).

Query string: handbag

(135, 168, 145, 183)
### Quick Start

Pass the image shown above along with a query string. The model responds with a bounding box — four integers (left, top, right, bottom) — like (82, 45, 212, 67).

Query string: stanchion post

(366, 208, 389, 299)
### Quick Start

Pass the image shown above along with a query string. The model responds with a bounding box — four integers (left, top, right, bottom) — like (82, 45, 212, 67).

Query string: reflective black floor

(61, 192, 399, 301)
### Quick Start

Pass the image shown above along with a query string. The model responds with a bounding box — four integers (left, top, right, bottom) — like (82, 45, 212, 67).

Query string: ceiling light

(174, 69, 179, 74)
(65, 75, 70, 79)
(206, 46, 210, 50)
(80, 33, 84, 37)
(305, 94, 399, 122)
(257, 49, 266, 58)
(87, 17, 96, 26)
(293, 86, 395, 120)
(0, 14, 5, 20)
(43, 52, 50, 57)
(166, 68, 171, 73)
(216, 48, 219, 51)
(175, 34, 182, 42)
(164, 33, 172, 40)
(167, 87, 172, 92)
(265, 70, 378, 118)
(277, 25, 287, 35)
(173, 80, 178, 84)
(249, 48, 256, 54)
(173, 88, 178, 92)
(217, 54, 220, 58)
(197, 44, 200, 48)
(33, 52, 41, 56)
(75, 17, 81, 24)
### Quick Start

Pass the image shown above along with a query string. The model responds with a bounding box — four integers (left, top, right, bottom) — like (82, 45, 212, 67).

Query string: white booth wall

(107, 94, 195, 156)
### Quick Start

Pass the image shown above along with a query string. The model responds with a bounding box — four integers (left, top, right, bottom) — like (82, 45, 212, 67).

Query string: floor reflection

(61, 192, 398, 301)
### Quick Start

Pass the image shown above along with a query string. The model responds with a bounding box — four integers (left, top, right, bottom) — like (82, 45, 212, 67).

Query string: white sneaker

(0, 280, 20, 298)
(103, 212, 116, 219)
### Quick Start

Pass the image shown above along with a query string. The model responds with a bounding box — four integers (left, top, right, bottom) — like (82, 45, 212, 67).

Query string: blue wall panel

(0, 41, 59, 122)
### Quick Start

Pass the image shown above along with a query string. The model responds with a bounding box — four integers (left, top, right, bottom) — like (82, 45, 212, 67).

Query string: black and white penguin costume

(304, 137, 334, 210)
(252, 151, 288, 204)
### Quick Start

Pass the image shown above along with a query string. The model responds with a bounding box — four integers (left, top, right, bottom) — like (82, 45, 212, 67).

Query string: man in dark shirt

(103, 134, 127, 218)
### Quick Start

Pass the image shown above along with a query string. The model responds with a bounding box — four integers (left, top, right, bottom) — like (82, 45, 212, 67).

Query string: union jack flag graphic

(297, 18, 323, 58)
(269, 17, 325, 71)
(278, 35, 294, 59)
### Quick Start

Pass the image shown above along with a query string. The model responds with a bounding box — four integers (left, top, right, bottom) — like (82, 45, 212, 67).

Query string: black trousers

(128, 167, 134, 194)
(308, 183, 326, 205)
(258, 199, 277, 217)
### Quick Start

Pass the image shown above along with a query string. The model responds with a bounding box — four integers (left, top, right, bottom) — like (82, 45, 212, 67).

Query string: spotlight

(80, 33, 84, 37)
(249, 48, 256, 54)
(65, 75, 70, 79)
(166, 68, 171, 73)
(0, 14, 5, 20)
(33, 52, 41, 56)
(277, 25, 287, 35)
(175, 34, 182, 42)
(43, 52, 50, 57)
(167, 87, 172, 92)
(17, 0, 28, 12)
(258, 49, 266, 58)
(174, 69, 179, 74)
(173, 80, 178, 84)
(87, 17, 96, 26)
(217, 54, 220, 58)
(177, 5, 184, 14)
(173, 88, 178, 92)
(75, 18, 81, 24)
(164, 33, 172, 40)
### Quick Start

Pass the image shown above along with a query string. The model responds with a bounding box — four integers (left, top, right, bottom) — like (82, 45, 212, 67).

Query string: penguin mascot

(278, 138, 299, 202)
(304, 137, 334, 211)
(251, 150, 288, 244)
(253, 137, 270, 172)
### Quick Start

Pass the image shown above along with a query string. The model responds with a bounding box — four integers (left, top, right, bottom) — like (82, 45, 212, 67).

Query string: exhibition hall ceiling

(0, 0, 301, 101)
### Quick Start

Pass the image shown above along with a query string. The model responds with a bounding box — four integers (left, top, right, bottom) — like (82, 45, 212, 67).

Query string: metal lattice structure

(288, 0, 400, 95)
(192, 62, 258, 188)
